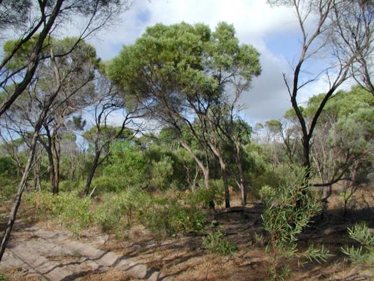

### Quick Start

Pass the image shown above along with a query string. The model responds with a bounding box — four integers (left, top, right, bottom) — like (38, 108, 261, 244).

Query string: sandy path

(0, 224, 170, 280)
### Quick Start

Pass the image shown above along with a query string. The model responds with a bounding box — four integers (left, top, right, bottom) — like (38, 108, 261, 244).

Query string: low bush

(202, 229, 237, 255)
(25, 191, 93, 235)
(260, 168, 331, 280)
(188, 179, 224, 208)
(93, 189, 151, 233)
(141, 197, 206, 238)
(341, 222, 374, 267)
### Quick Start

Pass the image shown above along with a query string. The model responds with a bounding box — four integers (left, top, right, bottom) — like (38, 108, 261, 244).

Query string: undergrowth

(202, 228, 237, 255)
(24, 189, 206, 238)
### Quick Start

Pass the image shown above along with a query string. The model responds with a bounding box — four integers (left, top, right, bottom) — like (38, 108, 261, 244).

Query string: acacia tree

(268, 0, 373, 186)
(108, 22, 261, 208)
(0, 0, 128, 117)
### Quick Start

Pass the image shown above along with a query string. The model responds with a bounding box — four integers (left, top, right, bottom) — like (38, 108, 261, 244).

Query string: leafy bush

(141, 198, 205, 238)
(189, 179, 224, 208)
(94, 189, 150, 233)
(341, 222, 374, 267)
(149, 156, 174, 190)
(202, 229, 237, 255)
(260, 169, 331, 280)
(25, 192, 93, 235)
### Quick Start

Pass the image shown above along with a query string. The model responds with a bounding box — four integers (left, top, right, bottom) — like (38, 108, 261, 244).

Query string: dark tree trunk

(51, 137, 60, 195)
(83, 150, 102, 197)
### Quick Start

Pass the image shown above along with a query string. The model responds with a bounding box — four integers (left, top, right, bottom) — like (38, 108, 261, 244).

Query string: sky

(77, 0, 354, 126)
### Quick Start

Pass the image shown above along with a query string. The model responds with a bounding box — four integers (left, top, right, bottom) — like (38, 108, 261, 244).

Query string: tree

(0, 0, 130, 261)
(2, 38, 100, 195)
(0, 48, 64, 261)
(268, 0, 373, 190)
(0, 0, 128, 117)
(107, 22, 261, 208)
(305, 87, 374, 201)
(331, 1, 374, 95)
(82, 77, 140, 197)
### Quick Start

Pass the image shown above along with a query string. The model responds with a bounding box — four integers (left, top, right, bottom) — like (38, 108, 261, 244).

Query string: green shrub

(0, 272, 7, 281)
(149, 156, 174, 190)
(25, 192, 93, 235)
(94, 189, 150, 232)
(202, 229, 237, 255)
(189, 179, 224, 208)
(141, 198, 205, 238)
(260, 168, 331, 280)
(341, 222, 374, 267)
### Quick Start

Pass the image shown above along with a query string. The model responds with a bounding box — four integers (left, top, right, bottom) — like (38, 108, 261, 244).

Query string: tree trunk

(180, 140, 214, 209)
(235, 143, 247, 207)
(207, 142, 230, 209)
(0, 131, 39, 261)
(297, 136, 311, 209)
(51, 133, 60, 195)
(218, 156, 230, 209)
(302, 138, 311, 179)
(83, 150, 101, 197)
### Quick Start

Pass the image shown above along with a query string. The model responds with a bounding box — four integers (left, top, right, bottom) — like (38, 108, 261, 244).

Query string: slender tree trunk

(302, 137, 311, 179)
(297, 136, 312, 209)
(51, 153, 59, 195)
(235, 144, 247, 207)
(191, 169, 199, 193)
(218, 156, 230, 209)
(51, 134, 60, 195)
(180, 140, 214, 209)
(207, 142, 230, 209)
(83, 150, 102, 197)
(0, 131, 39, 261)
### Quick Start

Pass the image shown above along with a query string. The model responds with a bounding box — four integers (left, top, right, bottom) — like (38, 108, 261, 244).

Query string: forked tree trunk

(180, 139, 214, 209)
(208, 142, 230, 209)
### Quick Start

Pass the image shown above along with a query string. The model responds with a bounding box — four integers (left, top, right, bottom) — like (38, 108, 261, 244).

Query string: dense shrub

(94, 189, 151, 232)
(25, 192, 93, 234)
(141, 197, 206, 238)
(202, 229, 237, 255)
(260, 168, 331, 279)
(188, 179, 224, 208)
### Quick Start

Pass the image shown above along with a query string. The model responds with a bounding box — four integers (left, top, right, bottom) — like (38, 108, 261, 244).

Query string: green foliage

(260, 168, 330, 279)
(188, 180, 224, 208)
(107, 21, 260, 116)
(25, 192, 93, 235)
(149, 155, 174, 190)
(0, 156, 19, 199)
(304, 245, 333, 264)
(341, 222, 374, 267)
(94, 189, 151, 233)
(141, 197, 206, 238)
(202, 229, 237, 255)
(101, 141, 147, 191)
(0, 272, 7, 281)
